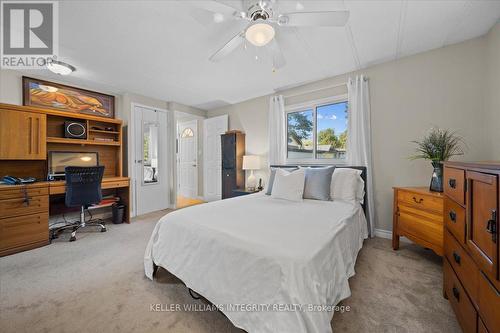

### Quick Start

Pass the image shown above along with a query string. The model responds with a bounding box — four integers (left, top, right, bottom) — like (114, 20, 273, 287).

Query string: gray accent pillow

(265, 167, 297, 195)
(302, 166, 336, 200)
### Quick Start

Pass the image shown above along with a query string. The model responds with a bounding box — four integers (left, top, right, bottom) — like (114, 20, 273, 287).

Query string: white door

(178, 120, 198, 198)
(133, 106, 169, 215)
(203, 115, 228, 201)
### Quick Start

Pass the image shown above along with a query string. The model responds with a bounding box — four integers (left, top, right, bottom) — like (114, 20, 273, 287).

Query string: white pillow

(330, 168, 365, 203)
(271, 168, 305, 202)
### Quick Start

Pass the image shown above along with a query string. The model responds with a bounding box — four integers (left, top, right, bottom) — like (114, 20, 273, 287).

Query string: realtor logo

(1, 0, 58, 68)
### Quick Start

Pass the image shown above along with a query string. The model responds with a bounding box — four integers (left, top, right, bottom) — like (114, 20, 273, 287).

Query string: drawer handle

(486, 209, 497, 243)
(412, 196, 423, 204)
(449, 210, 457, 223)
(448, 178, 456, 189)
(452, 251, 461, 265)
(452, 286, 460, 301)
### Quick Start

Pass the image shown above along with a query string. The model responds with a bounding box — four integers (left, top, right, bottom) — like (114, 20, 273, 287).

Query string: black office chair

(51, 166, 106, 242)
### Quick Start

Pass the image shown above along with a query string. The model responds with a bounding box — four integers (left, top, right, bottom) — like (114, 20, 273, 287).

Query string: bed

(144, 166, 369, 333)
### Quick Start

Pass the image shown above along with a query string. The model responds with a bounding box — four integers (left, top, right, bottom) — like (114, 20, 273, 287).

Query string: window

(286, 99, 348, 162)
(181, 127, 194, 138)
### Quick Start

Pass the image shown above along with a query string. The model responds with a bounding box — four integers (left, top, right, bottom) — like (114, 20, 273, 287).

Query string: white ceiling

(16, 0, 500, 110)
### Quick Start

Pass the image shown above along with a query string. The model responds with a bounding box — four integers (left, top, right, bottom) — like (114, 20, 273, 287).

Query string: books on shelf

(93, 137, 116, 142)
(89, 196, 120, 209)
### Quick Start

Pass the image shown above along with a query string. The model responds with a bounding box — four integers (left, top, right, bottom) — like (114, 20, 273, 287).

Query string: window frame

(285, 94, 348, 165)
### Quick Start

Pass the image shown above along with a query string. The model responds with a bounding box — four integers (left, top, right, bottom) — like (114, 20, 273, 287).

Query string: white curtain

(268, 95, 286, 166)
(347, 75, 375, 236)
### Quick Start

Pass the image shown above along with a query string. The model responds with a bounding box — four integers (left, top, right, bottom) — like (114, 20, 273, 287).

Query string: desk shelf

(47, 137, 120, 146)
(88, 129, 120, 135)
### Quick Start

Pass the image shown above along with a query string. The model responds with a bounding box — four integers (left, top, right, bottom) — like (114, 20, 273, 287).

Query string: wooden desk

(0, 182, 49, 256)
(0, 177, 130, 257)
(0, 101, 131, 257)
(48, 177, 130, 223)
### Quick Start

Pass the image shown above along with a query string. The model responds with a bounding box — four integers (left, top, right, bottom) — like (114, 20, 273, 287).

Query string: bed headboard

(269, 165, 368, 215)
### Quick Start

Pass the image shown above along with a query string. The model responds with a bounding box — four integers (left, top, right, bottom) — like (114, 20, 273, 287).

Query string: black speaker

(64, 121, 87, 139)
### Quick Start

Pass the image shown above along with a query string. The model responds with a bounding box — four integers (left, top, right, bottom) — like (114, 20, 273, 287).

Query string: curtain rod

(280, 77, 368, 99)
(281, 82, 347, 99)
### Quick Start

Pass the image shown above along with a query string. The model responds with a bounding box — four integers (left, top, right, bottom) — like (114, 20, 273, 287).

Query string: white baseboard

(374, 228, 411, 243)
(374, 228, 392, 239)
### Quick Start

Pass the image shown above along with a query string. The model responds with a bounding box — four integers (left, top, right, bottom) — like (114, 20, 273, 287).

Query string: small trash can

(112, 202, 125, 224)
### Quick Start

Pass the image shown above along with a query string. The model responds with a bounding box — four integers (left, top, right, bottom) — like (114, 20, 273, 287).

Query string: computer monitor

(48, 151, 99, 178)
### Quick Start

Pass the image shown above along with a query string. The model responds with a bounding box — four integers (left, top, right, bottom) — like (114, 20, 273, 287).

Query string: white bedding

(144, 193, 368, 333)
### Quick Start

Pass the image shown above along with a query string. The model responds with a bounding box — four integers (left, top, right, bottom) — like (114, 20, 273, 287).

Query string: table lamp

(242, 155, 260, 191)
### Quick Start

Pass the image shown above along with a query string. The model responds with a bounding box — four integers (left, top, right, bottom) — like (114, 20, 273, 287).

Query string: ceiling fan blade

(189, 0, 245, 22)
(209, 31, 245, 62)
(280, 11, 349, 27)
(190, 8, 221, 26)
(268, 39, 286, 70)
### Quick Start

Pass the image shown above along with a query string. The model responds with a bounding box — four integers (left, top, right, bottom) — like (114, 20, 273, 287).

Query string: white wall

(208, 28, 497, 232)
(209, 95, 269, 186)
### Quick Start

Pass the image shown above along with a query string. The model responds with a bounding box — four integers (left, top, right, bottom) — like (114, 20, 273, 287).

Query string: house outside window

(286, 96, 348, 163)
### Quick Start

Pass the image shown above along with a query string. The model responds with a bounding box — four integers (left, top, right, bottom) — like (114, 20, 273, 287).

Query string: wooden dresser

(393, 187, 444, 256)
(0, 183, 49, 256)
(443, 162, 499, 333)
(221, 131, 245, 199)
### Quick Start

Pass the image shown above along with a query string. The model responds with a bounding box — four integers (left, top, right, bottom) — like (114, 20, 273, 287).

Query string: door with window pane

(286, 100, 348, 162)
(133, 106, 169, 215)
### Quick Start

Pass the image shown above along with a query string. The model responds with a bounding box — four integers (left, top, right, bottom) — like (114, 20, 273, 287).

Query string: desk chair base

(50, 206, 106, 242)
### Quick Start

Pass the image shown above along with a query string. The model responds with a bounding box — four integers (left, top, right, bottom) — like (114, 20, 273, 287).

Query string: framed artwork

(22, 76, 115, 119)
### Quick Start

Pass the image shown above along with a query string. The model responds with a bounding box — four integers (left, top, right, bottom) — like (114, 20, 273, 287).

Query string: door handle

(486, 209, 497, 243)
(449, 210, 457, 223)
(136, 160, 143, 163)
(412, 196, 423, 204)
(452, 286, 460, 301)
(448, 178, 456, 189)
(452, 251, 461, 265)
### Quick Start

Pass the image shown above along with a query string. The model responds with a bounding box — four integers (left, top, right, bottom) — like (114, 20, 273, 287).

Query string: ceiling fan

(191, 0, 350, 70)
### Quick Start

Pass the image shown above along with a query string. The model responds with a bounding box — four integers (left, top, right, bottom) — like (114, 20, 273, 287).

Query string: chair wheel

(69, 236, 76, 242)
(101, 227, 107, 232)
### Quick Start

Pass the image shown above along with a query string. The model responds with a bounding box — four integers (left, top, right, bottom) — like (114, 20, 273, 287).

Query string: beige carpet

(0, 209, 460, 333)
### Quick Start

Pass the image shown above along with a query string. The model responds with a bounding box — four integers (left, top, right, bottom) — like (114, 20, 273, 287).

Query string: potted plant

(410, 128, 465, 192)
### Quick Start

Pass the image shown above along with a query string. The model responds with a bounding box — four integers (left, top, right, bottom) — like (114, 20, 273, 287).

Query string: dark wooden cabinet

(221, 131, 245, 199)
(443, 161, 500, 333)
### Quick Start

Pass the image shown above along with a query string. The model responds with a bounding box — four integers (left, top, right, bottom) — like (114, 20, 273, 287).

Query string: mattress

(144, 193, 368, 333)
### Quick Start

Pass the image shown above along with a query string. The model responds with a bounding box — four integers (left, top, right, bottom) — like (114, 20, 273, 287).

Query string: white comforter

(144, 193, 368, 333)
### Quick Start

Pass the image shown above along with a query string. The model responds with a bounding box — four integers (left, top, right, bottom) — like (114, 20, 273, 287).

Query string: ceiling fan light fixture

(46, 60, 76, 75)
(245, 22, 275, 47)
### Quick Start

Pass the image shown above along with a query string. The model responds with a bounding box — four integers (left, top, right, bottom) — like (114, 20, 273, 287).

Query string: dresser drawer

(444, 167, 465, 205)
(0, 212, 48, 251)
(444, 197, 466, 244)
(478, 318, 489, 333)
(0, 195, 49, 219)
(478, 272, 500, 333)
(0, 185, 48, 200)
(398, 210, 443, 249)
(444, 259, 477, 333)
(397, 189, 443, 212)
(444, 229, 479, 305)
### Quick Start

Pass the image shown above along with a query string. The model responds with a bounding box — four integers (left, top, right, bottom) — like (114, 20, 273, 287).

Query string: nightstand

(232, 188, 261, 197)
(392, 187, 444, 256)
